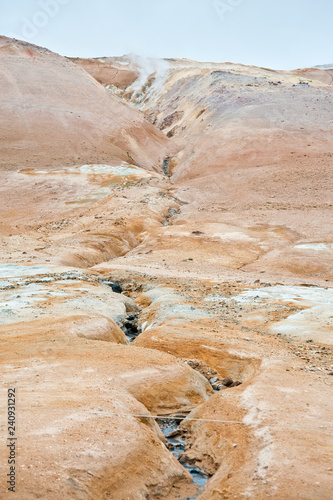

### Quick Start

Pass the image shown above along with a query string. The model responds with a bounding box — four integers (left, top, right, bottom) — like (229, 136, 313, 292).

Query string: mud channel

(158, 418, 210, 498)
(107, 278, 246, 499)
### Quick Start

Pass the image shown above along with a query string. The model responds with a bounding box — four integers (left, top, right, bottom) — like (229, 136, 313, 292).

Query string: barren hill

(77, 55, 333, 281)
(0, 37, 174, 171)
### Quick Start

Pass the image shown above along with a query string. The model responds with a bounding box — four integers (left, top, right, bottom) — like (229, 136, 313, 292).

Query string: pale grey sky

(1, 0, 332, 70)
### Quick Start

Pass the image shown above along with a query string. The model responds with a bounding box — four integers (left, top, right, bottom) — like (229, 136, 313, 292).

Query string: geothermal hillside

(0, 36, 332, 500)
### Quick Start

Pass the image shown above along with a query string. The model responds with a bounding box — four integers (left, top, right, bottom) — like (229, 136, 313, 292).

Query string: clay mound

(0, 37, 175, 171)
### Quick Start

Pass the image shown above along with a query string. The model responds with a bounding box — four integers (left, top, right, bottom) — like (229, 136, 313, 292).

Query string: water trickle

(163, 207, 178, 226)
(163, 157, 171, 176)
(121, 313, 141, 342)
(157, 418, 210, 498)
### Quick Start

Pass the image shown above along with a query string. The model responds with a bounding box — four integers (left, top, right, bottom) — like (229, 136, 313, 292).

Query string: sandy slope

(0, 37, 175, 171)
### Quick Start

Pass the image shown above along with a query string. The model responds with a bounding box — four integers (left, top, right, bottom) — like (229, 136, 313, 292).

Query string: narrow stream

(121, 313, 140, 342)
(163, 157, 171, 176)
(163, 207, 178, 226)
(120, 302, 211, 496)
(113, 282, 241, 498)
(157, 418, 210, 499)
